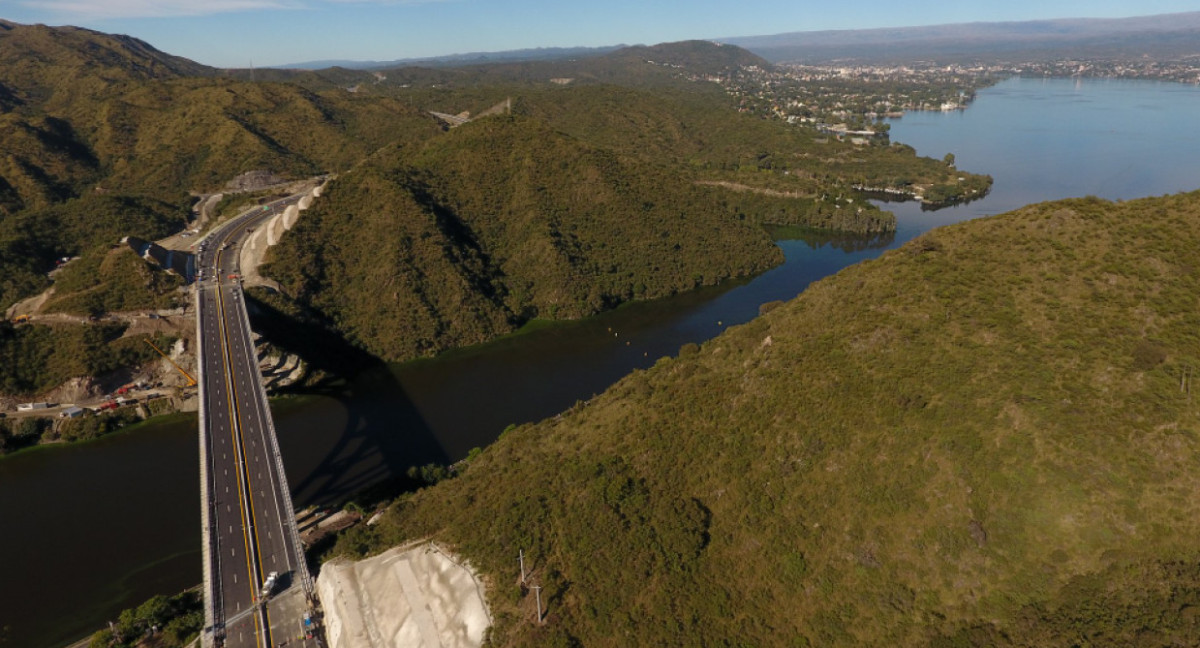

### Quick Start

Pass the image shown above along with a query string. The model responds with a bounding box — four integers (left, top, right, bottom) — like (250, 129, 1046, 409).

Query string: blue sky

(3, 0, 1197, 68)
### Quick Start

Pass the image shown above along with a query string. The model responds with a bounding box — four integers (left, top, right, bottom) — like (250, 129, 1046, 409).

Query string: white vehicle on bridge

(260, 571, 279, 599)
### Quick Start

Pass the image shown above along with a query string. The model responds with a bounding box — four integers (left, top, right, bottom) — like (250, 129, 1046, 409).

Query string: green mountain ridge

(260, 113, 790, 361)
(0, 21, 982, 401)
(258, 79, 976, 364)
(335, 190, 1200, 646)
(0, 20, 440, 314)
(357, 39, 765, 92)
(0, 20, 212, 109)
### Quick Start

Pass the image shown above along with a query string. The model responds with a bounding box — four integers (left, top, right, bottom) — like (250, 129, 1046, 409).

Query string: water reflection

(767, 225, 896, 253)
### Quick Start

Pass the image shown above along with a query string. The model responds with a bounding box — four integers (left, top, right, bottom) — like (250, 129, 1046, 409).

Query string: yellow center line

(215, 247, 270, 647)
(207, 201, 295, 646)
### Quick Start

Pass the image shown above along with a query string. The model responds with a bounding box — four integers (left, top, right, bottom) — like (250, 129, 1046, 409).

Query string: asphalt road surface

(196, 198, 318, 648)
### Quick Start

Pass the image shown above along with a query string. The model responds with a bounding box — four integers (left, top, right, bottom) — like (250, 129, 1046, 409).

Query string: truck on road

(260, 571, 279, 599)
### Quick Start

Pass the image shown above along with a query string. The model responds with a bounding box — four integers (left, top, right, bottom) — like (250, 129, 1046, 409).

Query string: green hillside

(0, 320, 168, 396)
(42, 246, 185, 316)
(361, 39, 763, 92)
(261, 113, 793, 361)
(0, 20, 442, 313)
(332, 191, 1200, 646)
(0, 20, 212, 110)
(261, 66, 985, 363)
(0, 23, 987, 400)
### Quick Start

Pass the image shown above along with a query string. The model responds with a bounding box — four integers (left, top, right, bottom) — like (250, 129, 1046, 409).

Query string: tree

(943, 152, 956, 167)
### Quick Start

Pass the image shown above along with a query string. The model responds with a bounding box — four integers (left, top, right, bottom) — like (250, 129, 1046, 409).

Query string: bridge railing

(230, 282, 314, 599)
(195, 284, 222, 647)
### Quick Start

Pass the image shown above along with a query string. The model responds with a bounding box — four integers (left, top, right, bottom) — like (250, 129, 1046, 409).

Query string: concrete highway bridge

(194, 196, 321, 648)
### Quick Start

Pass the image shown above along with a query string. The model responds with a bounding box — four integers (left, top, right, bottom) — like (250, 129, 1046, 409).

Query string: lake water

(3, 76, 1200, 647)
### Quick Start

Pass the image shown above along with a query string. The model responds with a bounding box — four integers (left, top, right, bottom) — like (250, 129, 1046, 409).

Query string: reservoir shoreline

(4, 76, 1200, 648)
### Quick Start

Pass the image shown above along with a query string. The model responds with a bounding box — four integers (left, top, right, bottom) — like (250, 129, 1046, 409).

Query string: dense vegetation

(0, 22, 986, 393)
(329, 190, 1200, 646)
(262, 113, 797, 361)
(0, 20, 439, 314)
(0, 407, 145, 455)
(86, 589, 202, 648)
(262, 63, 982, 362)
(41, 246, 186, 316)
(0, 320, 169, 395)
(0, 193, 189, 312)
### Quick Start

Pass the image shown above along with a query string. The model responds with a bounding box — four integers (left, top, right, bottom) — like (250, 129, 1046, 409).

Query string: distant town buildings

(664, 56, 1199, 137)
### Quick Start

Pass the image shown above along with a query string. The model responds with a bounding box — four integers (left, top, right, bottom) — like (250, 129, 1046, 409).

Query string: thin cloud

(22, 0, 298, 19)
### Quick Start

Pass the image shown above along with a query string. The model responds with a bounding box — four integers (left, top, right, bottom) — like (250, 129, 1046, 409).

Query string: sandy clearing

(317, 543, 491, 648)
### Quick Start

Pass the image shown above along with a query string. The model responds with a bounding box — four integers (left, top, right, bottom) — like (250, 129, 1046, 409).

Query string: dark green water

(2, 76, 1199, 647)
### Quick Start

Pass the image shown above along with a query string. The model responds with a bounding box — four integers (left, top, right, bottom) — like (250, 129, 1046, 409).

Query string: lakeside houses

(670, 56, 1200, 135)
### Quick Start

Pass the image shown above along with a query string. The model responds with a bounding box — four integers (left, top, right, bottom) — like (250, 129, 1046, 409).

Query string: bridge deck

(195, 197, 319, 648)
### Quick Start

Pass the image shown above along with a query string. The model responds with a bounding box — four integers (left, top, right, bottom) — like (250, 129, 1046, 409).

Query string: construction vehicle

(143, 340, 198, 387)
(12, 314, 29, 324)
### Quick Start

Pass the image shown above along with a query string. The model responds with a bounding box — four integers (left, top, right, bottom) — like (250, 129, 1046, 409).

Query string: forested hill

(260, 73, 964, 363)
(260, 113, 792, 361)
(258, 65, 978, 363)
(0, 22, 985, 394)
(0, 20, 213, 108)
(335, 190, 1200, 646)
(603, 40, 769, 72)
(0, 20, 439, 313)
(327, 39, 764, 91)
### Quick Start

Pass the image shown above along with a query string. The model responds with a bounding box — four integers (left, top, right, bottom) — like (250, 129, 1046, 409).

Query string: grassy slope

(262, 114, 786, 361)
(333, 191, 1200, 646)
(261, 74, 988, 364)
(43, 246, 185, 315)
(0, 320, 168, 396)
(0, 20, 441, 313)
(68, 78, 437, 197)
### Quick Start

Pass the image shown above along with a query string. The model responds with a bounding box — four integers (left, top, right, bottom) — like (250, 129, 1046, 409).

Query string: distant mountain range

(281, 44, 623, 70)
(281, 12, 1200, 70)
(723, 12, 1200, 63)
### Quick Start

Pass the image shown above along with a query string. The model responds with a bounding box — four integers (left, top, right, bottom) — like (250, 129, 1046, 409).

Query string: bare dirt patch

(317, 543, 490, 648)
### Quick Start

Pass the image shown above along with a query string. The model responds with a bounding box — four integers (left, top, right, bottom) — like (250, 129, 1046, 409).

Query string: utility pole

(532, 585, 543, 624)
(519, 549, 526, 585)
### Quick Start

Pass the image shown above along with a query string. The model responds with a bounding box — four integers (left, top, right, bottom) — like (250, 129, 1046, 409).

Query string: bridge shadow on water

(245, 294, 448, 508)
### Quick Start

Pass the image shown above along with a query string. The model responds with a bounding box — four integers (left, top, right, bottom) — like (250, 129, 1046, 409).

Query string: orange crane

(144, 339, 198, 387)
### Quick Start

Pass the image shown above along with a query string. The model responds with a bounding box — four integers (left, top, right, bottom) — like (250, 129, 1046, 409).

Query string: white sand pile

(317, 543, 491, 648)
